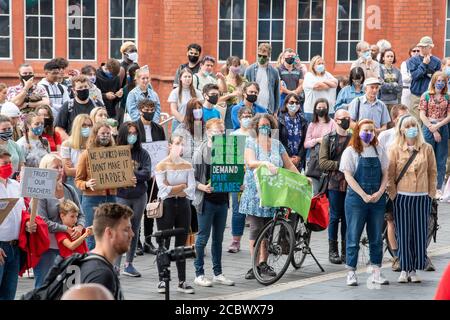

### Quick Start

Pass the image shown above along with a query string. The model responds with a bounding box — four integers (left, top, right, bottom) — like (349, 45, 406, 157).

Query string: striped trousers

(393, 194, 431, 272)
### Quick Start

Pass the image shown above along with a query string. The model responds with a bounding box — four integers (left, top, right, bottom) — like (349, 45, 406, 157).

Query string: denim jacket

(126, 84, 161, 123)
(244, 63, 280, 114)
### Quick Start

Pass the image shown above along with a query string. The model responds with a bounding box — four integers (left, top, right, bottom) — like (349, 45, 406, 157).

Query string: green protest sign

(255, 166, 313, 220)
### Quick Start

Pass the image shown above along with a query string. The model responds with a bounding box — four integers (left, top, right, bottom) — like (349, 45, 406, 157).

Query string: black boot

(341, 240, 346, 265)
(329, 240, 342, 264)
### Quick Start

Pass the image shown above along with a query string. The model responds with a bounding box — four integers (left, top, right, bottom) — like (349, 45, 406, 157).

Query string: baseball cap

(417, 36, 434, 48)
(0, 101, 21, 117)
(364, 77, 381, 86)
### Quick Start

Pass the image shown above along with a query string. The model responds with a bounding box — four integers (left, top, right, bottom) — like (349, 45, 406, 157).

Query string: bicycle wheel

(291, 216, 312, 269)
(252, 219, 295, 286)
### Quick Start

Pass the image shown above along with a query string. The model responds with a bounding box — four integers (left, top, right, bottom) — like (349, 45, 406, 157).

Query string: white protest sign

(0, 198, 19, 225)
(20, 167, 58, 199)
(142, 141, 169, 176)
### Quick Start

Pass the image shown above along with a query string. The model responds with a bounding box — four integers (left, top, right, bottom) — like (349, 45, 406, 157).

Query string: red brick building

(0, 0, 448, 113)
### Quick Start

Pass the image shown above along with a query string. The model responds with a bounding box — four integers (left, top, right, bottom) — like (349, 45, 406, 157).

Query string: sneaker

(194, 275, 213, 287)
(122, 264, 142, 277)
(408, 271, 421, 283)
(259, 262, 276, 277)
(391, 257, 401, 272)
(24, 268, 34, 279)
(371, 267, 389, 285)
(213, 274, 235, 286)
(245, 267, 256, 280)
(436, 190, 443, 200)
(157, 281, 166, 294)
(135, 247, 144, 256)
(346, 271, 358, 286)
(177, 281, 195, 294)
(228, 241, 240, 253)
(397, 271, 408, 283)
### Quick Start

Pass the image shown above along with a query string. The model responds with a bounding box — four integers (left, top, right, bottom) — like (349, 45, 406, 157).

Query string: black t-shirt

(278, 64, 303, 91)
(55, 99, 96, 134)
(205, 164, 229, 204)
(79, 254, 124, 300)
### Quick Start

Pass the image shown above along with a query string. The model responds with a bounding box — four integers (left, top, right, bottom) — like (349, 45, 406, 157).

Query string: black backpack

(21, 253, 108, 300)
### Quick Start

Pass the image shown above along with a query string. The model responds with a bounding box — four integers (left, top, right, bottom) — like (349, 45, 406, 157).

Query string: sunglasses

(258, 54, 269, 58)
(412, 50, 420, 53)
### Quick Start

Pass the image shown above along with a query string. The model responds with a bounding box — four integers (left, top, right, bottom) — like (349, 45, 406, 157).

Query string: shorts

(247, 215, 272, 240)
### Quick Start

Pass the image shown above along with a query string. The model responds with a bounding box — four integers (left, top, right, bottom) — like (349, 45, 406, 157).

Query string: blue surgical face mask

(288, 103, 300, 113)
(104, 70, 113, 79)
(241, 117, 252, 129)
(127, 134, 138, 145)
(193, 108, 203, 120)
(81, 127, 90, 138)
(405, 127, 418, 139)
(363, 51, 372, 60)
(315, 64, 325, 73)
(435, 81, 446, 91)
(31, 125, 44, 136)
(258, 124, 271, 136)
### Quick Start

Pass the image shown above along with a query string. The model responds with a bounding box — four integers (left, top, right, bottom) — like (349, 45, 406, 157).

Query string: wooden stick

(30, 198, 38, 225)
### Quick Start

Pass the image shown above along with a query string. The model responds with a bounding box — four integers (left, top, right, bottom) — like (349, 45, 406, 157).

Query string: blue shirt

(231, 101, 268, 129)
(407, 55, 441, 96)
(126, 85, 161, 123)
(202, 106, 221, 123)
(334, 85, 365, 111)
(348, 95, 391, 128)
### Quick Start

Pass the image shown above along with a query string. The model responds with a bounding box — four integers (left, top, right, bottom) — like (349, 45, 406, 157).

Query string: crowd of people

(0, 35, 449, 300)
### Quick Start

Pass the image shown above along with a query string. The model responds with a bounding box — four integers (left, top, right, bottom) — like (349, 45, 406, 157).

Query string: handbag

(305, 144, 322, 179)
(185, 228, 196, 246)
(307, 192, 330, 232)
(146, 178, 163, 219)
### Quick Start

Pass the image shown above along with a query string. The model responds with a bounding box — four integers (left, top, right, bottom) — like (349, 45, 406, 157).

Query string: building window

(297, 0, 324, 62)
(68, 0, 96, 60)
(25, 0, 54, 60)
(446, 0, 450, 56)
(336, 0, 363, 62)
(0, 0, 11, 59)
(110, 0, 137, 59)
(258, 0, 284, 61)
(218, 0, 245, 61)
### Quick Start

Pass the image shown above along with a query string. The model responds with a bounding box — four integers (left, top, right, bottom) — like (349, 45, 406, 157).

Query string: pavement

(15, 202, 450, 300)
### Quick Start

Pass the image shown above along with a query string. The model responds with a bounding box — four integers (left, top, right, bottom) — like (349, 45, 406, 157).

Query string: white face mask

(127, 52, 138, 62)
(287, 103, 300, 113)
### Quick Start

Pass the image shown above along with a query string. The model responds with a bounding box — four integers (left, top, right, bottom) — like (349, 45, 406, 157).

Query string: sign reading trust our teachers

(20, 167, 58, 199)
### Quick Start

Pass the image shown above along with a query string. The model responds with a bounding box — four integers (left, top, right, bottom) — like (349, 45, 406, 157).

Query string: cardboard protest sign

(20, 167, 58, 199)
(88, 145, 134, 189)
(142, 141, 169, 176)
(211, 135, 246, 192)
(0, 198, 19, 225)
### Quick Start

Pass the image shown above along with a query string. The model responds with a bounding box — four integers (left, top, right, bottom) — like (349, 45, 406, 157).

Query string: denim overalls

(344, 146, 386, 270)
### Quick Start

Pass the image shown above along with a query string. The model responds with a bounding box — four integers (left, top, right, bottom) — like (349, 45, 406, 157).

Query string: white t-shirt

(168, 87, 203, 118)
(256, 66, 270, 109)
(144, 124, 153, 143)
(378, 128, 396, 156)
(339, 145, 389, 175)
(303, 71, 337, 114)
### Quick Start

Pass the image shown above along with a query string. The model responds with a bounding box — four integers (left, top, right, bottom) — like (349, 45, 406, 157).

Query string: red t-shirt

(435, 263, 450, 300)
(55, 231, 89, 258)
(42, 132, 62, 152)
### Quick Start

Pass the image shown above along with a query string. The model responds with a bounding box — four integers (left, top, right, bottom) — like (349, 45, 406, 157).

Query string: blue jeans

(81, 195, 117, 250)
(194, 200, 228, 277)
(423, 124, 449, 189)
(328, 190, 347, 242)
(33, 248, 59, 289)
(345, 189, 385, 270)
(0, 242, 20, 300)
(231, 193, 246, 237)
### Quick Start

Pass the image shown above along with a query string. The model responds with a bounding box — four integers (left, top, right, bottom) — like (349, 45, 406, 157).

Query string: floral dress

(239, 137, 286, 218)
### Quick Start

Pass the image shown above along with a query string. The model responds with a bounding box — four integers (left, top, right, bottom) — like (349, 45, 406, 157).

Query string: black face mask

(285, 57, 295, 65)
(76, 88, 90, 101)
(20, 74, 34, 82)
(339, 119, 350, 130)
(207, 94, 219, 105)
(44, 118, 53, 128)
(316, 109, 327, 117)
(142, 111, 155, 122)
(188, 55, 199, 64)
(246, 94, 258, 103)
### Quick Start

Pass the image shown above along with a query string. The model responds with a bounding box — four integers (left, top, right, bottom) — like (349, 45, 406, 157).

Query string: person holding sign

(154, 134, 196, 294)
(115, 122, 151, 277)
(34, 154, 85, 288)
(192, 119, 235, 288)
(75, 122, 124, 250)
(0, 148, 27, 300)
(239, 114, 299, 280)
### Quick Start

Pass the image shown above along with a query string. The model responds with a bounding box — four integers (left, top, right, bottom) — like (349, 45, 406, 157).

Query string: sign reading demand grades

(211, 135, 246, 193)
(88, 145, 134, 189)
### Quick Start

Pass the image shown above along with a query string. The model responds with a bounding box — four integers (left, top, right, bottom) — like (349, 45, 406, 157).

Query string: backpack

(20, 253, 108, 300)
(41, 83, 65, 97)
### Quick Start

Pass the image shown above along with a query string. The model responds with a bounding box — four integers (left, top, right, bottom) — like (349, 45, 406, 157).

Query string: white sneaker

(194, 275, 213, 287)
(397, 271, 408, 283)
(213, 274, 235, 286)
(408, 271, 421, 283)
(371, 267, 389, 285)
(157, 281, 166, 294)
(346, 271, 358, 286)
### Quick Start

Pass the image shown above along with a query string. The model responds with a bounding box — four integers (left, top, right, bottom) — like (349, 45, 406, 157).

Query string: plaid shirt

(7, 83, 49, 113)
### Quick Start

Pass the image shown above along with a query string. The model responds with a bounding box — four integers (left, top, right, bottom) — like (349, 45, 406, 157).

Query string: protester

(0, 83, 7, 109)
(419, 71, 450, 197)
(155, 134, 196, 294)
(52, 57, 71, 91)
(334, 67, 365, 111)
(61, 283, 114, 300)
(278, 49, 304, 109)
(193, 56, 223, 92)
(351, 41, 380, 79)
(173, 43, 202, 89)
(95, 59, 123, 119)
(278, 93, 308, 171)
(376, 39, 392, 61)
(169, 68, 203, 132)
(239, 114, 299, 279)
(119, 41, 139, 87)
(387, 115, 437, 284)
(348, 77, 391, 133)
(75, 122, 118, 250)
(371, 44, 380, 61)
(303, 55, 338, 122)
(340, 119, 389, 286)
(16, 112, 50, 167)
(0, 115, 24, 173)
(35, 154, 85, 288)
(202, 84, 222, 123)
(35, 105, 62, 152)
(0, 148, 27, 300)
(400, 46, 420, 108)
(0, 102, 22, 141)
(192, 119, 235, 287)
(90, 106, 108, 124)
(118, 63, 140, 125)
(245, 43, 280, 114)
(379, 49, 403, 111)
(80, 65, 104, 104)
(231, 82, 267, 129)
(231, 107, 254, 137)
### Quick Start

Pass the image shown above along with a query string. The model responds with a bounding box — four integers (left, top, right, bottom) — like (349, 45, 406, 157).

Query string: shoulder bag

(146, 178, 163, 219)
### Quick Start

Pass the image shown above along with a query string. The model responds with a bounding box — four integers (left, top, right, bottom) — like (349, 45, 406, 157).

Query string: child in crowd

(55, 199, 92, 258)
